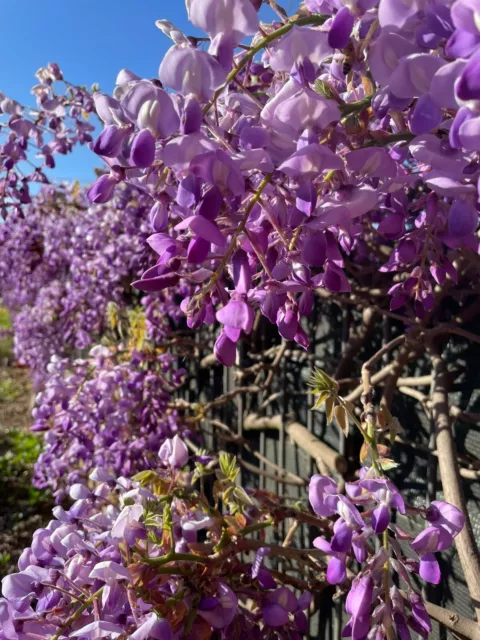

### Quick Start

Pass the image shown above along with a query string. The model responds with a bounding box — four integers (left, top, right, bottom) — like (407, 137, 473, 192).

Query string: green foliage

(0, 306, 13, 360)
(0, 429, 52, 577)
(0, 377, 23, 403)
(0, 429, 42, 477)
(214, 453, 253, 514)
(0, 307, 11, 329)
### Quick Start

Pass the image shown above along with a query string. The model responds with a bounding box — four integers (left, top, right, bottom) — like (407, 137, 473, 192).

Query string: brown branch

(380, 345, 420, 411)
(204, 385, 261, 410)
(287, 422, 347, 474)
(337, 374, 433, 389)
(244, 414, 283, 430)
(263, 340, 287, 391)
(429, 344, 480, 620)
(210, 419, 307, 485)
(243, 415, 347, 473)
(424, 602, 480, 640)
(334, 308, 377, 380)
(344, 363, 395, 403)
(239, 458, 306, 486)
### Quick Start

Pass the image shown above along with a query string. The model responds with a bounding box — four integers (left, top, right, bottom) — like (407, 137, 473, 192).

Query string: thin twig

(429, 343, 480, 620)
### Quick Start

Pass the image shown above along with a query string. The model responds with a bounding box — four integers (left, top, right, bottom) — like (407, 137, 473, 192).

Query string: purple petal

(328, 8, 355, 49)
(187, 237, 210, 264)
(132, 272, 180, 293)
(233, 250, 252, 293)
(87, 174, 117, 204)
(389, 54, 445, 100)
(159, 45, 226, 103)
(195, 186, 223, 221)
(302, 231, 327, 267)
(92, 125, 129, 158)
(327, 556, 347, 584)
(457, 55, 480, 101)
(262, 603, 290, 627)
(419, 553, 441, 584)
(216, 299, 254, 333)
(410, 594, 432, 633)
(252, 546, 270, 579)
(278, 143, 343, 180)
(269, 26, 332, 72)
(214, 332, 236, 366)
(188, 0, 259, 41)
(346, 576, 373, 617)
(130, 129, 155, 168)
(267, 587, 298, 612)
(446, 28, 480, 59)
(309, 475, 338, 516)
(448, 199, 478, 238)
(427, 501, 466, 536)
(346, 147, 396, 178)
(371, 504, 390, 534)
(187, 215, 226, 248)
(409, 95, 443, 135)
(296, 181, 317, 217)
(331, 521, 353, 553)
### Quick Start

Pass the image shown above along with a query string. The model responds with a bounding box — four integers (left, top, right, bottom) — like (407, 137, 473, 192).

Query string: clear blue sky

(0, 1, 299, 186)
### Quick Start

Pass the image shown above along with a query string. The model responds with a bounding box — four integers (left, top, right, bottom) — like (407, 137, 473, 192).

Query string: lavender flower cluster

(0, 63, 95, 215)
(0, 2, 474, 638)
(0, 436, 465, 640)
(0, 446, 313, 640)
(0, 183, 155, 384)
(30, 345, 188, 502)
(309, 472, 465, 639)
(87, 0, 480, 366)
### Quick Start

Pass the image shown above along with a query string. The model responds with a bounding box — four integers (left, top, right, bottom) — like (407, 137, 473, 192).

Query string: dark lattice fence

(176, 300, 480, 639)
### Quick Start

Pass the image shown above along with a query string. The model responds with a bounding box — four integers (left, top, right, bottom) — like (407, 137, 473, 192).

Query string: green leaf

(312, 392, 329, 410)
(232, 486, 254, 506)
(378, 458, 399, 471)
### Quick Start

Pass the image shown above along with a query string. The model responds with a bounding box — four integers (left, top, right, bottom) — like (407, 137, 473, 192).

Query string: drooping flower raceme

(309, 472, 465, 639)
(31, 344, 188, 501)
(0, 443, 313, 640)
(86, 0, 479, 365)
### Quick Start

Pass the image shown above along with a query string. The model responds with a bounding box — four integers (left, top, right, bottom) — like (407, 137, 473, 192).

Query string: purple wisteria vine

(88, 0, 480, 366)
(1, 0, 480, 639)
(0, 184, 154, 384)
(0, 63, 95, 215)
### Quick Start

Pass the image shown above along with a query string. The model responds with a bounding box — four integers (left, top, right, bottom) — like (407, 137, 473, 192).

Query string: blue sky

(0, 1, 298, 186)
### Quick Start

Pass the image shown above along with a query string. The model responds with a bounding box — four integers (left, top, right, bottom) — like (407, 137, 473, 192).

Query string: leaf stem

(238, 519, 274, 536)
(51, 587, 104, 640)
(144, 551, 209, 566)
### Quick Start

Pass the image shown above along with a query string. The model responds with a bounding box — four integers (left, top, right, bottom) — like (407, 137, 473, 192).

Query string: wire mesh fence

(175, 301, 480, 639)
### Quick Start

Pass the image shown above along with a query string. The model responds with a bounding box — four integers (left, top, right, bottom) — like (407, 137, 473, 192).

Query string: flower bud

(87, 174, 117, 204)
(158, 435, 189, 468)
(92, 125, 130, 158)
(130, 129, 155, 168)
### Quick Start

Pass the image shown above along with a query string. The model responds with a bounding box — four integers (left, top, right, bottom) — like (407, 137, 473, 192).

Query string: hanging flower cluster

(87, 0, 480, 366)
(31, 344, 188, 502)
(0, 3, 474, 639)
(0, 183, 156, 384)
(0, 63, 95, 215)
(0, 447, 314, 640)
(309, 472, 465, 639)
